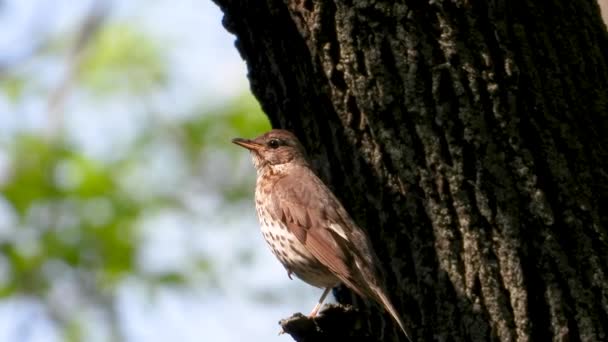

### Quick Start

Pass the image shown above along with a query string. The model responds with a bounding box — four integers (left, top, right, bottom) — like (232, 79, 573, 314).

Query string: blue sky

(0, 1, 322, 341)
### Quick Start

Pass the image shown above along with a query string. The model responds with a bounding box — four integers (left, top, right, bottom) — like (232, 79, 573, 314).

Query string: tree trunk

(212, 0, 608, 341)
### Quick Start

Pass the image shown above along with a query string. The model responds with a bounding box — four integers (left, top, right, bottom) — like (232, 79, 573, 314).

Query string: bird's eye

(268, 139, 280, 149)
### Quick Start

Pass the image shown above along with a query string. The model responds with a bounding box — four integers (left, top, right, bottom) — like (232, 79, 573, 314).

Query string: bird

(232, 129, 411, 340)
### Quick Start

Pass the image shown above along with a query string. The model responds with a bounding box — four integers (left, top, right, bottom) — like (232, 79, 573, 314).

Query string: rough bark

(212, 0, 608, 341)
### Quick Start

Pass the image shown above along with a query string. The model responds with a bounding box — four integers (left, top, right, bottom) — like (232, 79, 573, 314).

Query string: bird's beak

(232, 138, 263, 151)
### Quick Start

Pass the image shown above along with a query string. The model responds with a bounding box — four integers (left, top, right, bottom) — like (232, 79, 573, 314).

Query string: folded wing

(271, 167, 368, 297)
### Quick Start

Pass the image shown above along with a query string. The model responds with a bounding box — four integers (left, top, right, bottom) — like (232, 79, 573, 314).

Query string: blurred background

(0, 0, 320, 341)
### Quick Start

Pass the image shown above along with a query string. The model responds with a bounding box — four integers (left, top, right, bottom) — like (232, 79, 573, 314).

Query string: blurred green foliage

(79, 24, 167, 94)
(0, 18, 269, 341)
(2, 76, 26, 102)
(183, 94, 270, 154)
(1, 135, 138, 294)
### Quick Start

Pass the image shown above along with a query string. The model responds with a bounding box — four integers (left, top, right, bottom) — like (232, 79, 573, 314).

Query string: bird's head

(232, 129, 309, 171)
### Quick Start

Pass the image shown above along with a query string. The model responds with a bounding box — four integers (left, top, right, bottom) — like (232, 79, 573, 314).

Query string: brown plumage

(233, 129, 411, 340)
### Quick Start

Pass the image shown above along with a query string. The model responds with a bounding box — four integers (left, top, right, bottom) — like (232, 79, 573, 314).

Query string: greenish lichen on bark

(212, 0, 608, 341)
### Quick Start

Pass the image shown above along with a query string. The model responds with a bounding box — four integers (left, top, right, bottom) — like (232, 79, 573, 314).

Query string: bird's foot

(279, 305, 360, 340)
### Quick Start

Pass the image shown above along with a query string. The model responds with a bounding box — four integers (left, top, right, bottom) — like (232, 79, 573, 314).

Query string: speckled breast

(254, 184, 339, 288)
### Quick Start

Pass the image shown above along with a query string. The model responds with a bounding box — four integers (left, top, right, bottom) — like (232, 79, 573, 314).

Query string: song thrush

(233, 129, 410, 340)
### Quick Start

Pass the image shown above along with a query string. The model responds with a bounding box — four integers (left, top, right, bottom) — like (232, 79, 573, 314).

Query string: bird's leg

(308, 287, 331, 317)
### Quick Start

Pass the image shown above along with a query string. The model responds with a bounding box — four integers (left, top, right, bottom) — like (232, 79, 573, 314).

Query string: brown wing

(273, 167, 410, 338)
(272, 166, 366, 296)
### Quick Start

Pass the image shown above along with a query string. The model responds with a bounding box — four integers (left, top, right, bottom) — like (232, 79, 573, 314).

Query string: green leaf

(1, 76, 26, 102)
(156, 272, 187, 285)
(1, 135, 63, 215)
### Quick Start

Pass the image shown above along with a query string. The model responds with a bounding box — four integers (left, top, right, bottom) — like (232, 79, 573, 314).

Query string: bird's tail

(371, 285, 412, 341)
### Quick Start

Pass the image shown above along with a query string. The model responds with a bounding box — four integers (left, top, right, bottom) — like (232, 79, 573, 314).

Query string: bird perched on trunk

(232, 129, 410, 340)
